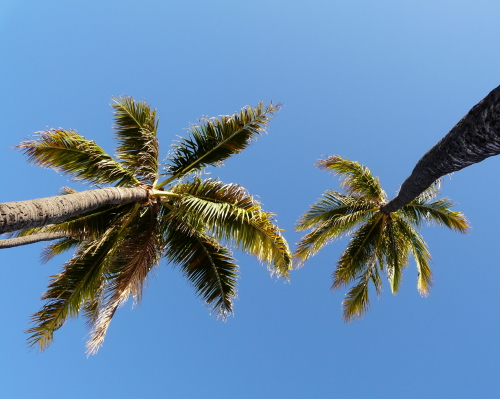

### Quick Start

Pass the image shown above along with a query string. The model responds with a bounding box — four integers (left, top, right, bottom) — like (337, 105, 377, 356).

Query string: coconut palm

(2, 97, 292, 354)
(295, 156, 469, 321)
(381, 84, 500, 213)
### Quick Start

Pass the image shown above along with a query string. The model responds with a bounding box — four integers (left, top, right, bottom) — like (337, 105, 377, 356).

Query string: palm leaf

(27, 205, 140, 351)
(86, 207, 163, 354)
(401, 199, 470, 233)
(317, 155, 386, 201)
(162, 102, 281, 183)
(161, 209, 239, 320)
(167, 178, 291, 277)
(332, 213, 385, 289)
(112, 96, 159, 184)
(295, 191, 374, 231)
(15, 129, 138, 186)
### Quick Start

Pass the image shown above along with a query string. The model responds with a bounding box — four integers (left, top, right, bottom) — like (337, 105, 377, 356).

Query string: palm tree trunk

(381, 85, 500, 214)
(0, 232, 67, 249)
(0, 187, 148, 234)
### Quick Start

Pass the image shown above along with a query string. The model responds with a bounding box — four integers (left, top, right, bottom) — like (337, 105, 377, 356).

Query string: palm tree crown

(295, 156, 469, 321)
(9, 97, 292, 354)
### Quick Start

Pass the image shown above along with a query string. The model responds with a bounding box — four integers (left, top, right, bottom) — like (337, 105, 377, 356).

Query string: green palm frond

(400, 199, 469, 233)
(41, 237, 80, 264)
(86, 207, 163, 355)
(112, 96, 159, 184)
(162, 211, 238, 320)
(167, 179, 291, 277)
(15, 129, 138, 187)
(316, 155, 386, 201)
(162, 102, 281, 183)
(27, 205, 141, 351)
(391, 216, 432, 296)
(383, 217, 411, 294)
(342, 262, 377, 322)
(332, 213, 385, 290)
(294, 209, 376, 266)
(295, 191, 374, 231)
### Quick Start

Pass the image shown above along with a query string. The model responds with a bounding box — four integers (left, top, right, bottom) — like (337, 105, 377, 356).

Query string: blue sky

(1, 1, 500, 398)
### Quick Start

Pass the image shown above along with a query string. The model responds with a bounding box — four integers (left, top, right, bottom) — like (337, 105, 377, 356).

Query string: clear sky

(1, 1, 500, 398)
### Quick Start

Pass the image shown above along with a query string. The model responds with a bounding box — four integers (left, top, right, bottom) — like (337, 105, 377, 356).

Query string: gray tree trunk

(0, 232, 67, 249)
(0, 186, 148, 234)
(381, 85, 500, 214)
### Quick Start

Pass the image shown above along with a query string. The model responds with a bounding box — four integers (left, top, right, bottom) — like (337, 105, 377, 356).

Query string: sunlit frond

(162, 102, 281, 182)
(161, 210, 238, 320)
(167, 178, 292, 277)
(317, 155, 386, 201)
(332, 213, 385, 289)
(86, 207, 163, 355)
(27, 205, 140, 351)
(15, 129, 138, 187)
(341, 263, 376, 322)
(112, 96, 159, 184)
(400, 199, 470, 233)
(295, 191, 374, 231)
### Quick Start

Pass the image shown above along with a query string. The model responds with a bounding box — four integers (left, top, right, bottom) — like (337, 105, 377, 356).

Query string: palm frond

(341, 263, 376, 322)
(391, 216, 433, 296)
(41, 237, 80, 263)
(332, 213, 385, 289)
(86, 207, 163, 355)
(383, 217, 411, 294)
(162, 210, 238, 320)
(317, 155, 386, 201)
(294, 208, 376, 266)
(15, 129, 138, 187)
(112, 96, 159, 184)
(167, 178, 291, 277)
(400, 199, 470, 233)
(162, 102, 281, 182)
(27, 205, 140, 351)
(295, 191, 374, 231)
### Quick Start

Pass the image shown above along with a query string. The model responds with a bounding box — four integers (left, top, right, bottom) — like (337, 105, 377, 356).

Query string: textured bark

(381, 85, 500, 214)
(0, 232, 67, 249)
(0, 187, 148, 234)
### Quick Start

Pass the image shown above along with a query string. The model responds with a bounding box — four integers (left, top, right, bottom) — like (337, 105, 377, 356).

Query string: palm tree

(294, 156, 469, 321)
(381, 84, 500, 213)
(1, 97, 292, 354)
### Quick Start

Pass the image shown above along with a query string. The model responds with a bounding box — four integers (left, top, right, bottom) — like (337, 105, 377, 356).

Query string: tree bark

(381, 85, 500, 214)
(0, 232, 68, 249)
(0, 187, 148, 234)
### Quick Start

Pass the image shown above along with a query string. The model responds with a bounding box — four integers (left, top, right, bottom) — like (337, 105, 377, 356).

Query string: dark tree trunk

(381, 85, 500, 214)
(0, 232, 68, 249)
(0, 187, 148, 234)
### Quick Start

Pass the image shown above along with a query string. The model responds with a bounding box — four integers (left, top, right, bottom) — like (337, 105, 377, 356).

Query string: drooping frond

(161, 210, 238, 320)
(342, 262, 377, 322)
(41, 237, 80, 263)
(27, 236, 116, 350)
(27, 205, 140, 351)
(391, 215, 432, 296)
(332, 213, 385, 290)
(15, 129, 138, 187)
(86, 207, 163, 355)
(112, 96, 159, 184)
(295, 191, 374, 231)
(162, 102, 281, 182)
(167, 178, 292, 277)
(317, 155, 386, 201)
(294, 192, 376, 265)
(383, 217, 411, 294)
(400, 198, 470, 233)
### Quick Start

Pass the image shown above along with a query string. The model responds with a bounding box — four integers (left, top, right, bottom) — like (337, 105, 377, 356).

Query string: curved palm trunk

(381, 85, 500, 214)
(0, 187, 148, 234)
(0, 232, 67, 249)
